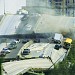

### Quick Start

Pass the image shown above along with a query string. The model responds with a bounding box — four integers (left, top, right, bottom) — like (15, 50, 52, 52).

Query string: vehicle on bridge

(7, 44, 17, 50)
(22, 39, 29, 44)
(0, 51, 6, 56)
(2, 47, 10, 53)
(18, 9, 28, 15)
(21, 49, 30, 55)
(53, 33, 63, 44)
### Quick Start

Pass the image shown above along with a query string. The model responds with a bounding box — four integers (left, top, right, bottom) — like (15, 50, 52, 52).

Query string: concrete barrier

(0, 15, 6, 25)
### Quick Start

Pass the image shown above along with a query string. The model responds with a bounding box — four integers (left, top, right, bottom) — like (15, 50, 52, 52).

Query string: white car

(2, 48, 10, 53)
(13, 39, 20, 43)
(18, 9, 28, 15)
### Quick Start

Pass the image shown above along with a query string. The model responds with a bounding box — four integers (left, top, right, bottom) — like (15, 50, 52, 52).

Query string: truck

(54, 33, 63, 44)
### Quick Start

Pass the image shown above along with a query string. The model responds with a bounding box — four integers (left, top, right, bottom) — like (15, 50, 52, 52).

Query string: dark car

(0, 51, 6, 56)
(22, 40, 29, 44)
(21, 15, 28, 21)
(22, 49, 30, 55)
(34, 39, 40, 43)
(54, 44, 62, 50)
(8, 44, 17, 50)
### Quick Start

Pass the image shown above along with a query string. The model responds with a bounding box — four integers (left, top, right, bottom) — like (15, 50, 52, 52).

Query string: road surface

(0, 14, 40, 35)
(2, 58, 53, 75)
(0, 15, 23, 35)
(34, 14, 73, 33)
(16, 14, 40, 34)
(5, 42, 23, 59)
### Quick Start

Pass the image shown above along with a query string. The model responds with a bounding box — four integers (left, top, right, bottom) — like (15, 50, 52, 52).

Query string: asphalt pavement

(0, 14, 40, 35)
(2, 58, 53, 75)
(0, 15, 23, 35)
(34, 14, 73, 33)
(16, 14, 40, 34)
(0, 15, 3, 21)
(5, 42, 23, 59)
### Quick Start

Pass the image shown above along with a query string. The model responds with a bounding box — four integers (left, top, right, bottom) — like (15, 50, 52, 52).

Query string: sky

(0, 0, 26, 15)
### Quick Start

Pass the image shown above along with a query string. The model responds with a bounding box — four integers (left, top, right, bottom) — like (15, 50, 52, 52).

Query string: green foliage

(0, 57, 3, 75)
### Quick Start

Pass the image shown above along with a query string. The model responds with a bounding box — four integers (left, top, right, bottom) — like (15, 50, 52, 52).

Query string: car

(0, 51, 6, 56)
(18, 9, 28, 15)
(21, 15, 28, 21)
(11, 39, 20, 44)
(2, 48, 10, 53)
(22, 40, 29, 44)
(54, 44, 62, 50)
(7, 44, 17, 50)
(34, 39, 40, 43)
(14, 39, 20, 43)
(10, 41, 16, 45)
(22, 49, 30, 55)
